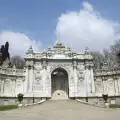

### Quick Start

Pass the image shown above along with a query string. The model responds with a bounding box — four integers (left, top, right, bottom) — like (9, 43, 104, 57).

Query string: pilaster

(85, 65, 92, 93)
(42, 59, 48, 97)
(102, 77, 107, 94)
(12, 79, 16, 95)
(90, 66, 95, 93)
(113, 76, 119, 95)
(73, 59, 77, 97)
(28, 66, 34, 92)
(25, 66, 29, 92)
(1, 79, 4, 93)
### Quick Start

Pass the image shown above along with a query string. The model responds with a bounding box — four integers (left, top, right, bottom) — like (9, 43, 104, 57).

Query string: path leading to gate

(0, 100, 120, 120)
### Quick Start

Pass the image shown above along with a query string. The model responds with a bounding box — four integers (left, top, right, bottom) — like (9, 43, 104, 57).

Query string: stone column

(42, 59, 48, 97)
(24, 67, 29, 93)
(73, 59, 77, 97)
(114, 77, 119, 95)
(0, 78, 1, 93)
(1, 79, 4, 93)
(85, 66, 88, 97)
(118, 78, 120, 93)
(74, 67, 77, 96)
(86, 66, 92, 93)
(12, 79, 16, 95)
(102, 77, 107, 94)
(90, 66, 95, 93)
(28, 66, 34, 92)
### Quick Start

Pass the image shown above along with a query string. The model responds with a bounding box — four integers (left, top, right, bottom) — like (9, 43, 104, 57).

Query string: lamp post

(33, 94, 34, 103)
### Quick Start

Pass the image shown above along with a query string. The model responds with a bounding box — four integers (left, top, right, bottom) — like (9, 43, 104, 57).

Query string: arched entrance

(51, 68, 69, 100)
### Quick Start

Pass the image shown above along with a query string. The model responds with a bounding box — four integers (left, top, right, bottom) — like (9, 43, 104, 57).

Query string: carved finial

(26, 46, 33, 54)
(13, 65, 16, 69)
(102, 62, 108, 71)
(48, 44, 51, 51)
(85, 47, 90, 54)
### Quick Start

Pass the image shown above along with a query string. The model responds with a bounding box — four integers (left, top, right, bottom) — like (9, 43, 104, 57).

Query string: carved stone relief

(77, 66, 84, 87)
(95, 79, 103, 93)
(34, 71, 42, 85)
(107, 78, 115, 94)
(70, 76, 74, 83)
(49, 63, 71, 75)
(26, 61, 34, 66)
(77, 65, 84, 71)
(4, 79, 11, 93)
(42, 60, 47, 69)
(17, 81, 21, 87)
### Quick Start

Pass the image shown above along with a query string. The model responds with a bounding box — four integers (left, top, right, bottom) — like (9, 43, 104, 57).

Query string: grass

(109, 104, 120, 108)
(0, 105, 18, 111)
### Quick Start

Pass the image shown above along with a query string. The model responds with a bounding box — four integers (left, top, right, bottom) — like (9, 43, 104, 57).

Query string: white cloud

(0, 31, 41, 57)
(56, 2, 120, 52)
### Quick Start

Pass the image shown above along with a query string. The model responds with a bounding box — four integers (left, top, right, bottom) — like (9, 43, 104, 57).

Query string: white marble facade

(0, 42, 94, 99)
(0, 42, 120, 100)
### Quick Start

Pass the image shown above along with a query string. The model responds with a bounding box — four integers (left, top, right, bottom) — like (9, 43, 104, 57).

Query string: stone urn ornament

(102, 94, 109, 108)
(17, 93, 24, 108)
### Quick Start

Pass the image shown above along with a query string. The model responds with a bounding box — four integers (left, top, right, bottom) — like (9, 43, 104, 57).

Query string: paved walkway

(0, 100, 120, 120)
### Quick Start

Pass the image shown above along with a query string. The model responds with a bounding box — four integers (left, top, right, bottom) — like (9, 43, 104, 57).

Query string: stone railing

(94, 69, 120, 77)
(0, 66, 25, 77)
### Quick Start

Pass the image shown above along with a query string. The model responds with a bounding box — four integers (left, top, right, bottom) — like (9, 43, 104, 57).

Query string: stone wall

(94, 69, 120, 96)
(0, 66, 25, 97)
(1, 62, 120, 105)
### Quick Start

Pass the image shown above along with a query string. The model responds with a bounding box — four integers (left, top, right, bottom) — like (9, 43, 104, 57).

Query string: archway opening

(51, 68, 69, 100)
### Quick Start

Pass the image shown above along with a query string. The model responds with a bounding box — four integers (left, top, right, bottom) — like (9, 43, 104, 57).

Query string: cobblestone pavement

(0, 100, 120, 120)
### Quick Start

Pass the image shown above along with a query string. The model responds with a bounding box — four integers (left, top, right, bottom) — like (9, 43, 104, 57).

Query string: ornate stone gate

(51, 67, 69, 100)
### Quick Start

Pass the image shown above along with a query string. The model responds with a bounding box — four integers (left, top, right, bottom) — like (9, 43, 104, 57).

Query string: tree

(0, 42, 10, 65)
(91, 51, 105, 70)
(11, 55, 25, 69)
(111, 39, 120, 66)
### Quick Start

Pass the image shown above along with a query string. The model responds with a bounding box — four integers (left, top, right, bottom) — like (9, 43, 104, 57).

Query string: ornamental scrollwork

(95, 79, 103, 93)
(35, 71, 42, 85)
(35, 77, 41, 84)
(77, 65, 84, 71)
(17, 80, 21, 87)
(42, 60, 47, 69)
(108, 79, 114, 86)
(49, 64, 71, 74)
(77, 68, 84, 81)
(26, 61, 34, 66)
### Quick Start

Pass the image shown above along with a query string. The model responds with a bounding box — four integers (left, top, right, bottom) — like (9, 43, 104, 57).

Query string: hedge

(0, 105, 18, 111)
(109, 104, 120, 108)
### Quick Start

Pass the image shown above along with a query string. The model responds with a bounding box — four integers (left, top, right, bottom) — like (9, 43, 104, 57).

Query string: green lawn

(0, 105, 18, 111)
(109, 104, 120, 108)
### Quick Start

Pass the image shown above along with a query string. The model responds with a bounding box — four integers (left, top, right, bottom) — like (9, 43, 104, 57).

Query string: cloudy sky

(0, 0, 120, 56)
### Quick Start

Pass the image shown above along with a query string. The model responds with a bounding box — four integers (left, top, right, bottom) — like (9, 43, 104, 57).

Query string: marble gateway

(0, 42, 120, 105)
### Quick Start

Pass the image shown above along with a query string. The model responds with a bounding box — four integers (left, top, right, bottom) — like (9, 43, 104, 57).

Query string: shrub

(0, 105, 18, 111)
(109, 104, 120, 108)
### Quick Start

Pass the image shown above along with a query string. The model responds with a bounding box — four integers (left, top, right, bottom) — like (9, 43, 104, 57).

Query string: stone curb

(23, 100, 46, 107)
(76, 99, 105, 108)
